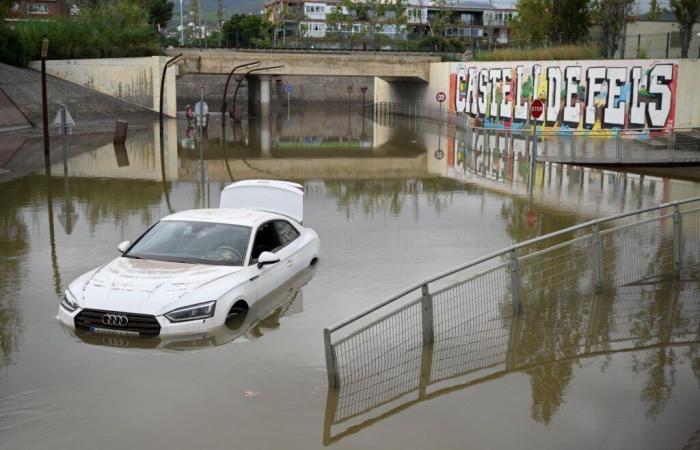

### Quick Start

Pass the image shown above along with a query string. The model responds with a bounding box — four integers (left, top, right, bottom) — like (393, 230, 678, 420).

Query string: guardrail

(367, 101, 700, 165)
(323, 196, 700, 388)
(323, 281, 700, 444)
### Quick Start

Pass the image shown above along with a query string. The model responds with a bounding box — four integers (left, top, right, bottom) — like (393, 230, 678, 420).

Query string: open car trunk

(219, 180, 304, 223)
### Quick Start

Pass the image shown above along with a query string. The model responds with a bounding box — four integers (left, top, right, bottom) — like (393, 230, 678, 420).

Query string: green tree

(591, 0, 635, 58)
(647, 0, 663, 19)
(670, 0, 700, 57)
(511, 0, 553, 46)
(223, 14, 271, 48)
(147, 0, 174, 29)
(549, 0, 591, 44)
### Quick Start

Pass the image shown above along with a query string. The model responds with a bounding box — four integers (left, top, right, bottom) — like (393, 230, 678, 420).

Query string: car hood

(71, 257, 244, 315)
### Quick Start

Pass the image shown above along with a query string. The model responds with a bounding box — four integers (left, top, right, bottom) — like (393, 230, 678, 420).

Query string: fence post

(510, 249, 523, 315)
(673, 203, 683, 277)
(592, 223, 603, 293)
(323, 328, 339, 388)
(420, 283, 434, 345)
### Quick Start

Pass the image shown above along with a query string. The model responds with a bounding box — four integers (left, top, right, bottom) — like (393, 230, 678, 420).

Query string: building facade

(264, 0, 515, 47)
(5, 0, 73, 20)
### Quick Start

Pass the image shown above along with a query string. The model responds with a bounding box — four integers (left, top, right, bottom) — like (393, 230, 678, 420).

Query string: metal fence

(369, 101, 700, 165)
(323, 275, 700, 444)
(324, 196, 700, 394)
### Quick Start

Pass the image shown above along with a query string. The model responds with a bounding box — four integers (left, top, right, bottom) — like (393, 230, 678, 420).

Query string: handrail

(326, 196, 700, 334)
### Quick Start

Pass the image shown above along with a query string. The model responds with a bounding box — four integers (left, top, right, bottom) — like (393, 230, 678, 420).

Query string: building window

(27, 3, 49, 14)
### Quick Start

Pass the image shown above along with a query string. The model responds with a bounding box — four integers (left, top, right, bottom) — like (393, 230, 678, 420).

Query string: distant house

(6, 0, 72, 20)
(263, 0, 516, 48)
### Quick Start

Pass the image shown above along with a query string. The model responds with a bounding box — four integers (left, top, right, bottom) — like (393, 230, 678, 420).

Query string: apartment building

(264, 0, 515, 45)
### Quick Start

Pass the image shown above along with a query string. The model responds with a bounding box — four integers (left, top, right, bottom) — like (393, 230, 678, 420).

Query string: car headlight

(165, 301, 217, 323)
(60, 290, 80, 312)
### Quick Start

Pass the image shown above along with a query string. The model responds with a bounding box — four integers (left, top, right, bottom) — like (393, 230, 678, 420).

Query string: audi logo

(102, 314, 129, 327)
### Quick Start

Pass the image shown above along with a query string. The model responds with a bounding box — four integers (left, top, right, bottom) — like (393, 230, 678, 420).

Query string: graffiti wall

(450, 60, 678, 132)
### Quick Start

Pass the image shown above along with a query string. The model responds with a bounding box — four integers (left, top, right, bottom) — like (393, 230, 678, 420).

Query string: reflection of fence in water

(324, 198, 700, 444)
(326, 281, 700, 444)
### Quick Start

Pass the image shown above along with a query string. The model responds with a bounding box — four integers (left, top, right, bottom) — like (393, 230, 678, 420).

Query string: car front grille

(75, 309, 161, 336)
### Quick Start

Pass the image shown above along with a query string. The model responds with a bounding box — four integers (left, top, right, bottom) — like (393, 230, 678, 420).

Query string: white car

(57, 180, 320, 337)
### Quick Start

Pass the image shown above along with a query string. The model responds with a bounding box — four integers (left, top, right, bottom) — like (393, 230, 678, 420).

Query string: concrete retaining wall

(376, 59, 700, 129)
(29, 56, 178, 118)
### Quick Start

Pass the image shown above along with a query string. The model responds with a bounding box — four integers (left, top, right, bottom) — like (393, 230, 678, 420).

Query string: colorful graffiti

(450, 60, 678, 133)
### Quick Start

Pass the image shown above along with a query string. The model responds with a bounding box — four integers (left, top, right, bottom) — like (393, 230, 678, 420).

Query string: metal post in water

(60, 104, 68, 174)
(570, 132, 576, 162)
(323, 328, 339, 388)
(420, 284, 434, 345)
(510, 249, 522, 315)
(673, 203, 683, 277)
(592, 223, 603, 293)
(615, 129, 622, 163)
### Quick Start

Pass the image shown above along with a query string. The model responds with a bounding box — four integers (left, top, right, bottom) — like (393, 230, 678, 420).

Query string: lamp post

(41, 37, 49, 163)
(230, 65, 285, 122)
(179, 0, 184, 45)
(221, 61, 260, 115)
(360, 86, 367, 117)
(346, 82, 353, 116)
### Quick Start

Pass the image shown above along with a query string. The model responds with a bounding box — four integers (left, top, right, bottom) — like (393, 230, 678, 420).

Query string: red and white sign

(530, 99, 544, 119)
(436, 91, 446, 103)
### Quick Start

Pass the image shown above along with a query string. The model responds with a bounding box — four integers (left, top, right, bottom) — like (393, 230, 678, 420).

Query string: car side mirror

(257, 251, 280, 269)
(117, 240, 131, 254)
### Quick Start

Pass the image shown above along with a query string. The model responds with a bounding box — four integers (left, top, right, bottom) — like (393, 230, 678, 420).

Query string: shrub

(0, 0, 159, 66)
(474, 44, 599, 61)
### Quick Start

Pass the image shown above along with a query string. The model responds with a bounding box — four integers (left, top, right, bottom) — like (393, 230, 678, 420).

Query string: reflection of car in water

(69, 265, 317, 351)
(57, 180, 320, 339)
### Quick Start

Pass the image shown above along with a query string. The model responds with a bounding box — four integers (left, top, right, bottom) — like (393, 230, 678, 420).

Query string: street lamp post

(221, 61, 261, 115)
(231, 65, 285, 122)
(179, 0, 184, 45)
(346, 82, 354, 115)
(360, 86, 367, 117)
(41, 37, 50, 163)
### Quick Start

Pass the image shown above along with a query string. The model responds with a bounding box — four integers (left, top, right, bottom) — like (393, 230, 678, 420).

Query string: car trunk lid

(219, 179, 304, 223)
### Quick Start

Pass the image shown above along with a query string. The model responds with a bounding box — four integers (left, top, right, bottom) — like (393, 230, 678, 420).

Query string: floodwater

(0, 105, 699, 450)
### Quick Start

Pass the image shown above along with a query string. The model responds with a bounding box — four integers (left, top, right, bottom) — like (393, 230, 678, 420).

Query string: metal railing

(368, 101, 700, 165)
(323, 280, 700, 444)
(323, 196, 700, 389)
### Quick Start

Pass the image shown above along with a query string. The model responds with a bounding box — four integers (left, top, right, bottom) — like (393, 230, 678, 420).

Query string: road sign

(436, 91, 446, 103)
(530, 99, 544, 119)
(286, 84, 293, 93)
(52, 104, 75, 136)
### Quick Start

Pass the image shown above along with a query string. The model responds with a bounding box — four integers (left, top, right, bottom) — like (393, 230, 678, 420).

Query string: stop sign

(530, 99, 544, 119)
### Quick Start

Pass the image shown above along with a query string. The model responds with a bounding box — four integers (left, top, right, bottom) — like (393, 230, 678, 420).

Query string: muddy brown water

(0, 107, 699, 450)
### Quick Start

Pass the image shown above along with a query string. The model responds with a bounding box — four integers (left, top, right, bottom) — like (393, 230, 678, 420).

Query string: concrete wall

(171, 49, 438, 81)
(377, 59, 700, 130)
(29, 56, 178, 118)
(177, 74, 374, 112)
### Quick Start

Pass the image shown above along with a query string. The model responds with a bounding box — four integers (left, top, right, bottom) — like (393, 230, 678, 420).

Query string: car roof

(161, 208, 288, 227)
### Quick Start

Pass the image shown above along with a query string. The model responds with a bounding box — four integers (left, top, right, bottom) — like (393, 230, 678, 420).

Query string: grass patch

(475, 45, 600, 61)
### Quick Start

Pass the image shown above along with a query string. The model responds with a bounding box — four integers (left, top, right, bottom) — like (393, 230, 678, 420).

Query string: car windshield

(125, 220, 251, 266)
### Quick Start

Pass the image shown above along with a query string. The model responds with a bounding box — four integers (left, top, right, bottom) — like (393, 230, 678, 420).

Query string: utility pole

(41, 37, 50, 164)
(217, 0, 223, 48)
(179, 0, 184, 45)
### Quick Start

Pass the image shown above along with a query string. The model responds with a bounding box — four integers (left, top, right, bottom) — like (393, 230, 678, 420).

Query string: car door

(248, 221, 287, 300)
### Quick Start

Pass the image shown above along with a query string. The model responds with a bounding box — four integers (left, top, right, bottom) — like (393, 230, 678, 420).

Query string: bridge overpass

(169, 49, 439, 116)
(170, 49, 439, 82)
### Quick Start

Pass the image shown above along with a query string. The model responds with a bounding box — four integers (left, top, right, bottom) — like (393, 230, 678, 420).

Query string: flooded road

(1, 106, 699, 450)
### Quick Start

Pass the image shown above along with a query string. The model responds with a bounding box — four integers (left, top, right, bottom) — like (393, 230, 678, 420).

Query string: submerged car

(57, 180, 320, 337)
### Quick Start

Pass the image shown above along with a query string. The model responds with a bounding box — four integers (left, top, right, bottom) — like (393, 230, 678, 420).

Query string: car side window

(249, 222, 283, 264)
(274, 220, 300, 246)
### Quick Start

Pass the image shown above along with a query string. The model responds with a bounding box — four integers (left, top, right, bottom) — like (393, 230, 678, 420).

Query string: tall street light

(231, 65, 285, 122)
(41, 37, 50, 164)
(221, 61, 261, 115)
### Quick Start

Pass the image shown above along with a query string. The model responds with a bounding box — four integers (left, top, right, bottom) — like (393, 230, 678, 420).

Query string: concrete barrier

(29, 56, 178, 118)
